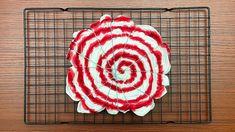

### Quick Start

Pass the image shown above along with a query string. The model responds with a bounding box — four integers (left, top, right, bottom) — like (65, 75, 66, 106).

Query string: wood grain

(0, 0, 235, 131)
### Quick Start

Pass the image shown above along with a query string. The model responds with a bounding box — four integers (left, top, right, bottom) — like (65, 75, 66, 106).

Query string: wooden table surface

(0, 0, 234, 131)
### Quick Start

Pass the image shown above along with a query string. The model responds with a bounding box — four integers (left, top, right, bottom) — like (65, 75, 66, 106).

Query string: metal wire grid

(24, 7, 211, 124)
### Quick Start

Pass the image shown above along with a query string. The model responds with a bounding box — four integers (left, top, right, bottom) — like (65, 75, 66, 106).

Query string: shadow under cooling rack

(24, 7, 211, 124)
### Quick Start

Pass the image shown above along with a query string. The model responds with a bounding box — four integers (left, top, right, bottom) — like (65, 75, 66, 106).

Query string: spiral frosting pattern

(66, 14, 171, 116)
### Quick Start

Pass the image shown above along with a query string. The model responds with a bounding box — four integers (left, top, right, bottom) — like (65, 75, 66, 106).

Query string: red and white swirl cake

(66, 14, 171, 116)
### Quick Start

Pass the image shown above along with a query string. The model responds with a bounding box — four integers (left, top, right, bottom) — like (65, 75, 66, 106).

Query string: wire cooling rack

(24, 7, 211, 124)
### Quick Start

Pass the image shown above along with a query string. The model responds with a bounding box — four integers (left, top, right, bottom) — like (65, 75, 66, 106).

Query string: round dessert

(66, 14, 171, 116)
